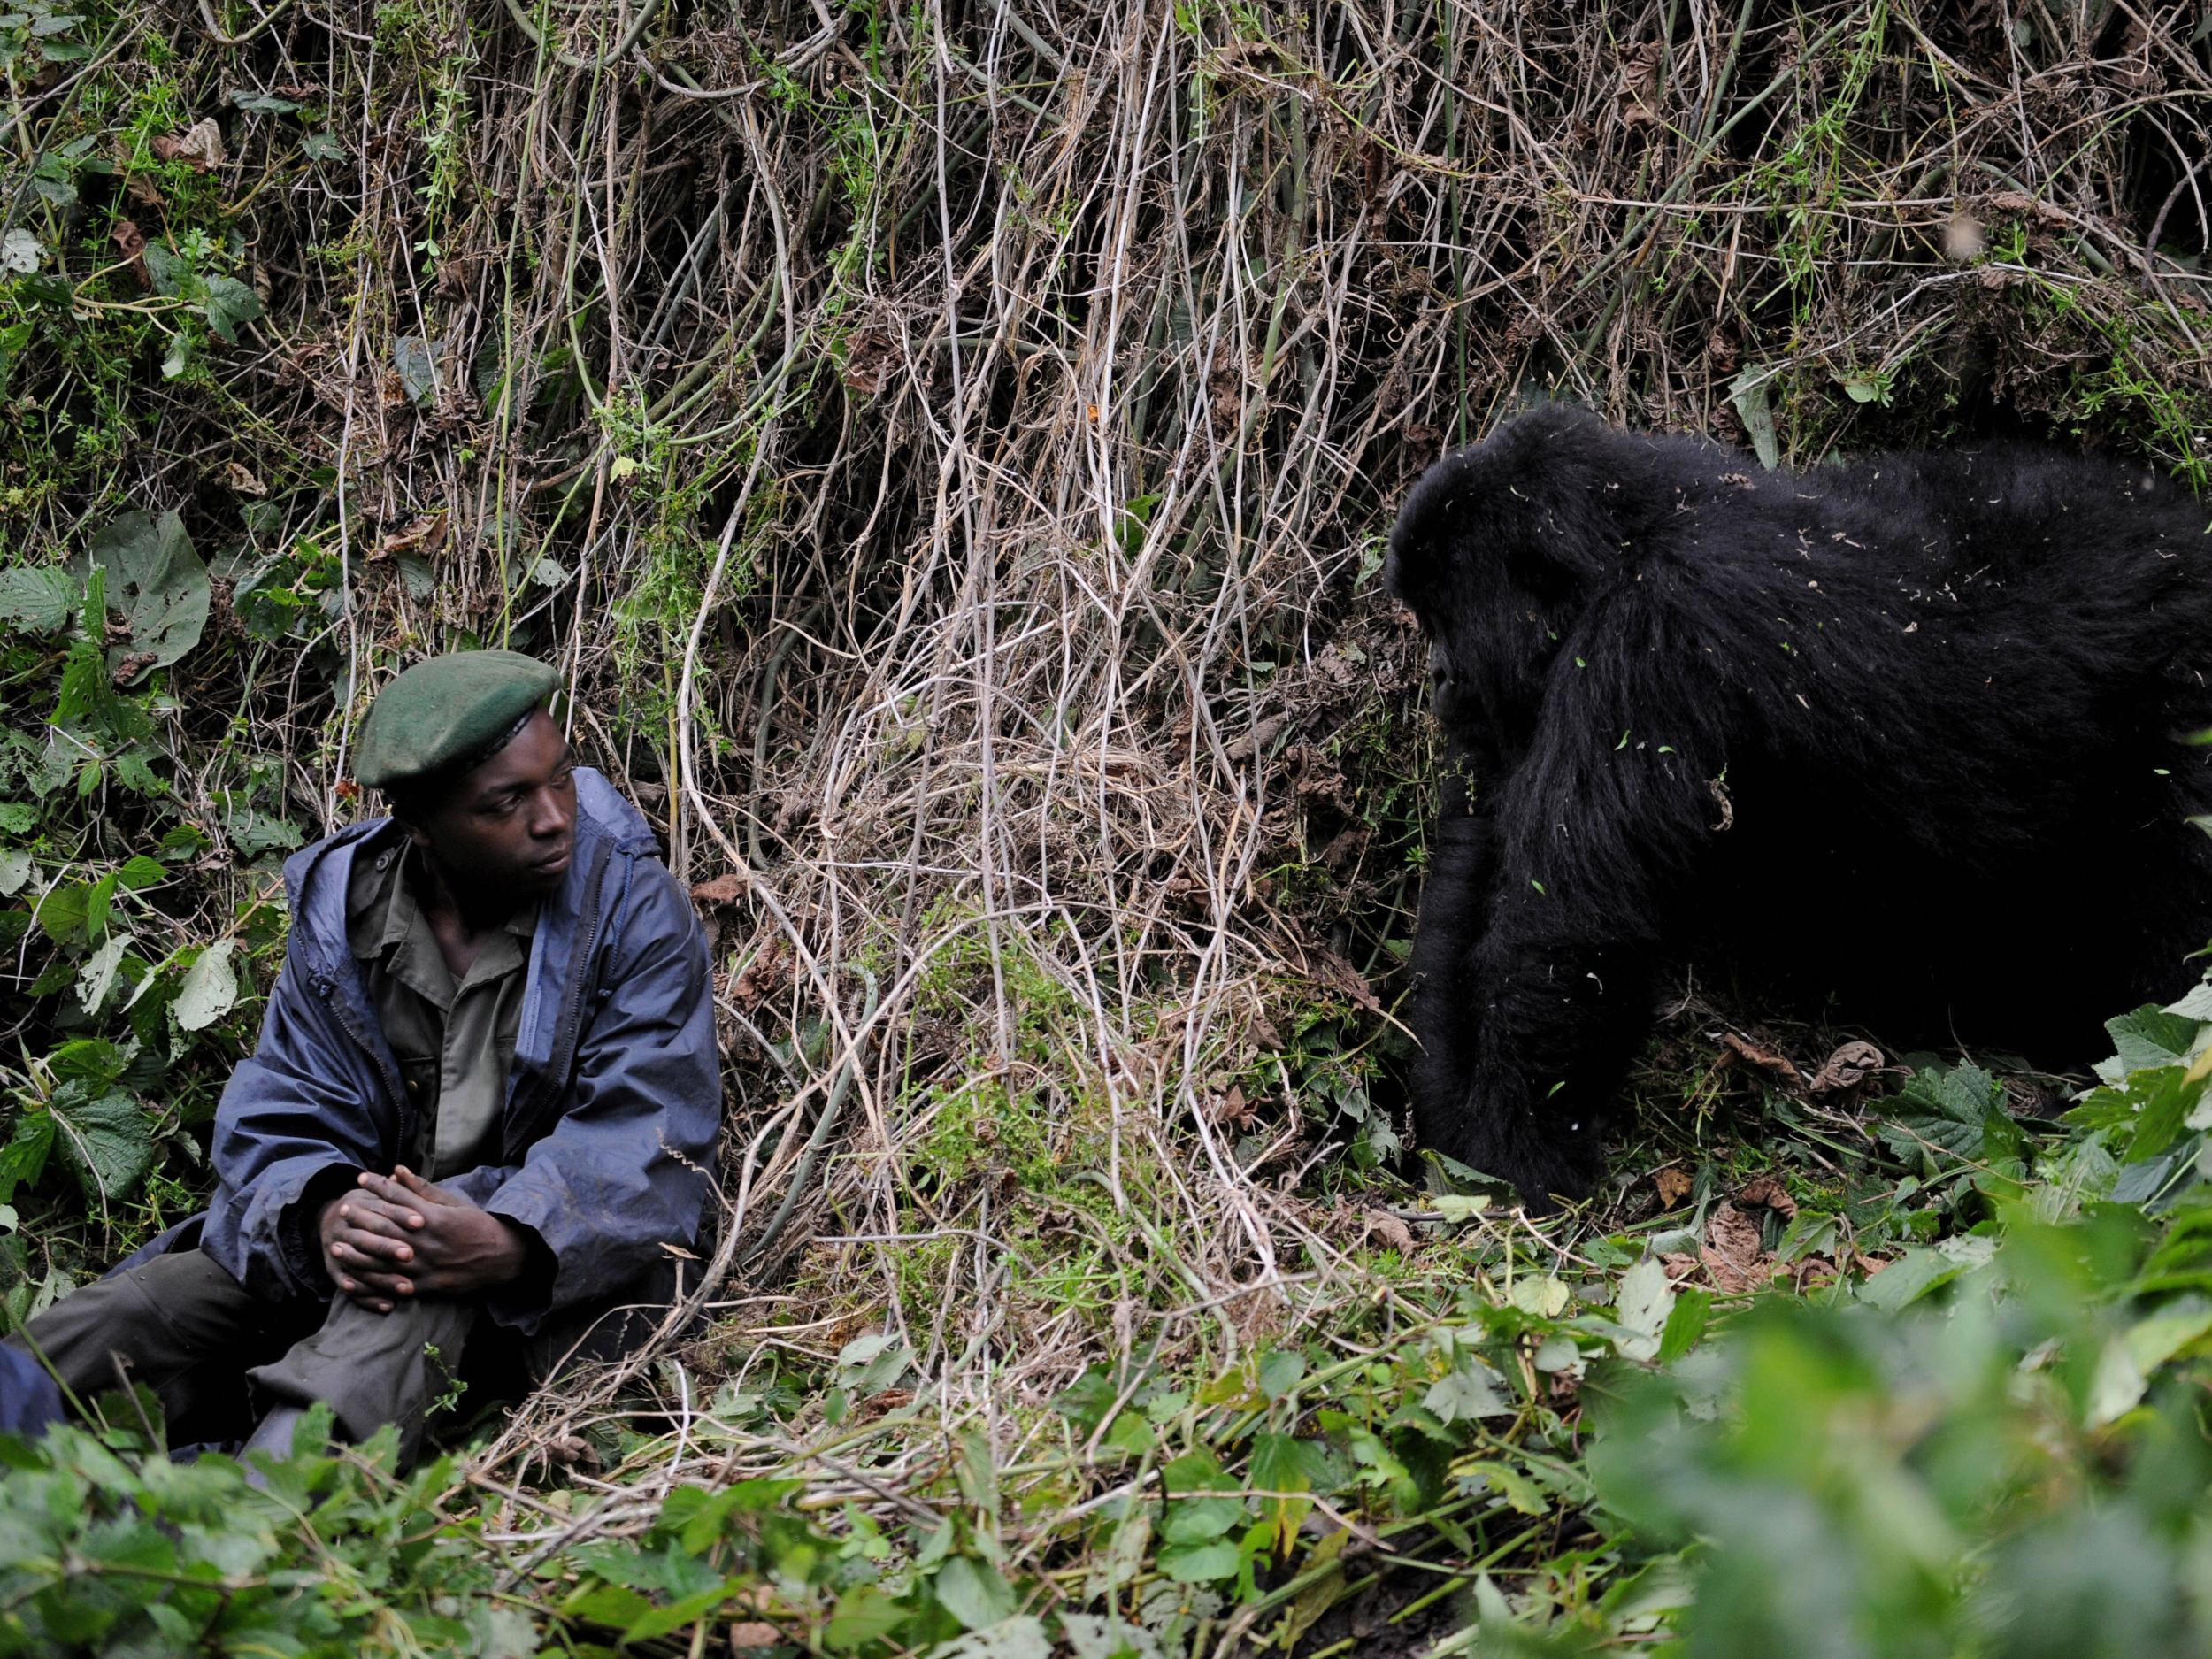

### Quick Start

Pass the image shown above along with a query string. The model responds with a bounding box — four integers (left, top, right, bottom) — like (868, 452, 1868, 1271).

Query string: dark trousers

(8, 1248, 679, 1464)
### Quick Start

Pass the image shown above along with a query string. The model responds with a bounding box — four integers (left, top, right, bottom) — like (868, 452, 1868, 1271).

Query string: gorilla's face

(1401, 536, 1574, 767)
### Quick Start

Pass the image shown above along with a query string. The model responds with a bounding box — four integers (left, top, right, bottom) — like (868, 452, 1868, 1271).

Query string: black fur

(1386, 403, 2212, 1206)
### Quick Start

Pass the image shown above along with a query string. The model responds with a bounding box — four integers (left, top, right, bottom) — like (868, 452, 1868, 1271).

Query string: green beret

(354, 649, 560, 791)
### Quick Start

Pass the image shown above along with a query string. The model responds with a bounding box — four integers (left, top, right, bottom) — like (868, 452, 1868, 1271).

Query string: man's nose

(529, 788, 573, 839)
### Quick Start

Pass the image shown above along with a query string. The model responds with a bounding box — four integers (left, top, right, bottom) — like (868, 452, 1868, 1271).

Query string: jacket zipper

(508, 843, 614, 1156)
(321, 968, 413, 1157)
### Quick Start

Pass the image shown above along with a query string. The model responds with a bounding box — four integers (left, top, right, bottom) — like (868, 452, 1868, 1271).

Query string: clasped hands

(317, 1166, 528, 1313)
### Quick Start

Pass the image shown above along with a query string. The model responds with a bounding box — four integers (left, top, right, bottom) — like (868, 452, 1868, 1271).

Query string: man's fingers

(333, 1230, 414, 1265)
(334, 1202, 419, 1248)
(340, 1263, 413, 1296)
(355, 1175, 430, 1225)
(392, 1165, 461, 1206)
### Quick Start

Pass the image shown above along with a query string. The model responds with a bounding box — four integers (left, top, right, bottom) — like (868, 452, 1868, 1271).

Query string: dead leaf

(370, 512, 444, 560)
(1305, 945, 1381, 1015)
(1734, 1173, 1799, 1220)
(1718, 1031, 1804, 1088)
(224, 462, 266, 497)
(1210, 1083, 1256, 1129)
(1363, 1208, 1416, 1254)
(110, 218, 150, 289)
(1699, 1201, 1771, 1294)
(730, 940, 787, 1010)
(691, 872, 748, 906)
(839, 326, 899, 396)
(152, 119, 225, 171)
(728, 1624, 782, 1655)
(1617, 41, 1664, 127)
(1651, 1165, 1694, 1207)
(1809, 1040, 1884, 1094)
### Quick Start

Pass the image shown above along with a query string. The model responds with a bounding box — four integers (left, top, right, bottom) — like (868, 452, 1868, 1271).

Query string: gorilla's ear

(1386, 404, 1632, 611)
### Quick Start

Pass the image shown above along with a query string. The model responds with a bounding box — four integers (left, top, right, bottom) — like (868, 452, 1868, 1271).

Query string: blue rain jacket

(144, 769, 718, 1332)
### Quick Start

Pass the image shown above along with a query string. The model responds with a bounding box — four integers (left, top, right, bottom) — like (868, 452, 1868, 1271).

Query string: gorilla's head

(1386, 403, 1642, 761)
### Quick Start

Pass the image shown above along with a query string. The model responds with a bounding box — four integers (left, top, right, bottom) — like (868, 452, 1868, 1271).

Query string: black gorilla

(1386, 403, 2212, 1206)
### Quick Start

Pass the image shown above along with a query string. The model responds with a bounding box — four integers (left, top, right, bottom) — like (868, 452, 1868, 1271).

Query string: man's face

(403, 708, 578, 904)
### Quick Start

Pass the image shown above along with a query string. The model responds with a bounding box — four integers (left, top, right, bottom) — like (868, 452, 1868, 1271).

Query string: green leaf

(934, 1555, 1016, 1632)
(823, 1585, 903, 1651)
(0, 1111, 53, 1202)
(173, 939, 238, 1031)
(1615, 1256, 1675, 1362)
(200, 276, 261, 345)
(0, 564, 74, 632)
(1878, 1064, 2008, 1165)
(301, 131, 346, 161)
(75, 933, 128, 1014)
(45, 1084, 152, 1204)
(1658, 1286, 1712, 1363)
(229, 89, 300, 114)
(1423, 1354, 1510, 1423)
(937, 1617, 1051, 1659)
(2101, 1006, 2203, 1083)
(1156, 1539, 1241, 1583)
(1728, 365, 1780, 469)
(394, 334, 442, 404)
(79, 511, 210, 680)
(0, 848, 29, 896)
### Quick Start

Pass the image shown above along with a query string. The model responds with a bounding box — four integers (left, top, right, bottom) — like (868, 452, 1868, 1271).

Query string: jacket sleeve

(203, 951, 392, 1302)
(480, 863, 720, 1330)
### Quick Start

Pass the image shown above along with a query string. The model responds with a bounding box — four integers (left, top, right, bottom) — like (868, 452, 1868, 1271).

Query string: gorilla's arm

(1404, 741, 1497, 1142)
(1414, 603, 1731, 1203)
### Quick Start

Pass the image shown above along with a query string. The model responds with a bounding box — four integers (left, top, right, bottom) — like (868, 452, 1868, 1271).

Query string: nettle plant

(1579, 978, 2212, 1659)
(0, 511, 298, 1297)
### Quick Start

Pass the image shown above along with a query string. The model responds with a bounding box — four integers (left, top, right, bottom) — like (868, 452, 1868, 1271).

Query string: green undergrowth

(11, 984, 2212, 1656)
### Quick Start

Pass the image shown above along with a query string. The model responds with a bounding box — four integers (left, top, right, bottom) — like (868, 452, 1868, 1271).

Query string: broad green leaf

(1658, 1286, 1712, 1363)
(394, 334, 441, 404)
(1615, 1256, 1674, 1361)
(46, 1084, 152, 1204)
(1728, 365, 1779, 469)
(1156, 1539, 1240, 1584)
(173, 939, 237, 1031)
(79, 511, 210, 680)
(1255, 1348, 1305, 1400)
(822, 1585, 902, 1652)
(0, 1111, 53, 1202)
(1424, 1354, 1510, 1422)
(937, 1616, 1051, 1659)
(1510, 1274, 1571, 1317)
(2164, 981, 2212, 1022)
(1878, 1064, 2007, 1165)
(0, 565, 74, 632)
(0, 848, 28, 895)
(934, 1555, 1016, 1632)
(75, 933, 128, 1015)
(201, 276, 261, 344)
(2086, 1334, 2147, 1427)
(2100, 1006, 2202, 1084)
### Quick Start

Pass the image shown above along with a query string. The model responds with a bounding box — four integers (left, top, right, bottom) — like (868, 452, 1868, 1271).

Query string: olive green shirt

(347, 833, 539, 1180)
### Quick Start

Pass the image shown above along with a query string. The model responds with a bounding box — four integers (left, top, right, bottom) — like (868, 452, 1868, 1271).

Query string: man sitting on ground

(6, 650, 719, 1465)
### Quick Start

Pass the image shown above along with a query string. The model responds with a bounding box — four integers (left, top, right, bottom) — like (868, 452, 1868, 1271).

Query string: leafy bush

(1586, 990, 2212, 1658)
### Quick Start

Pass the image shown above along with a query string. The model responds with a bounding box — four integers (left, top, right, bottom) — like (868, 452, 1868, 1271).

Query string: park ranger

(6, 651, 720, 1465)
